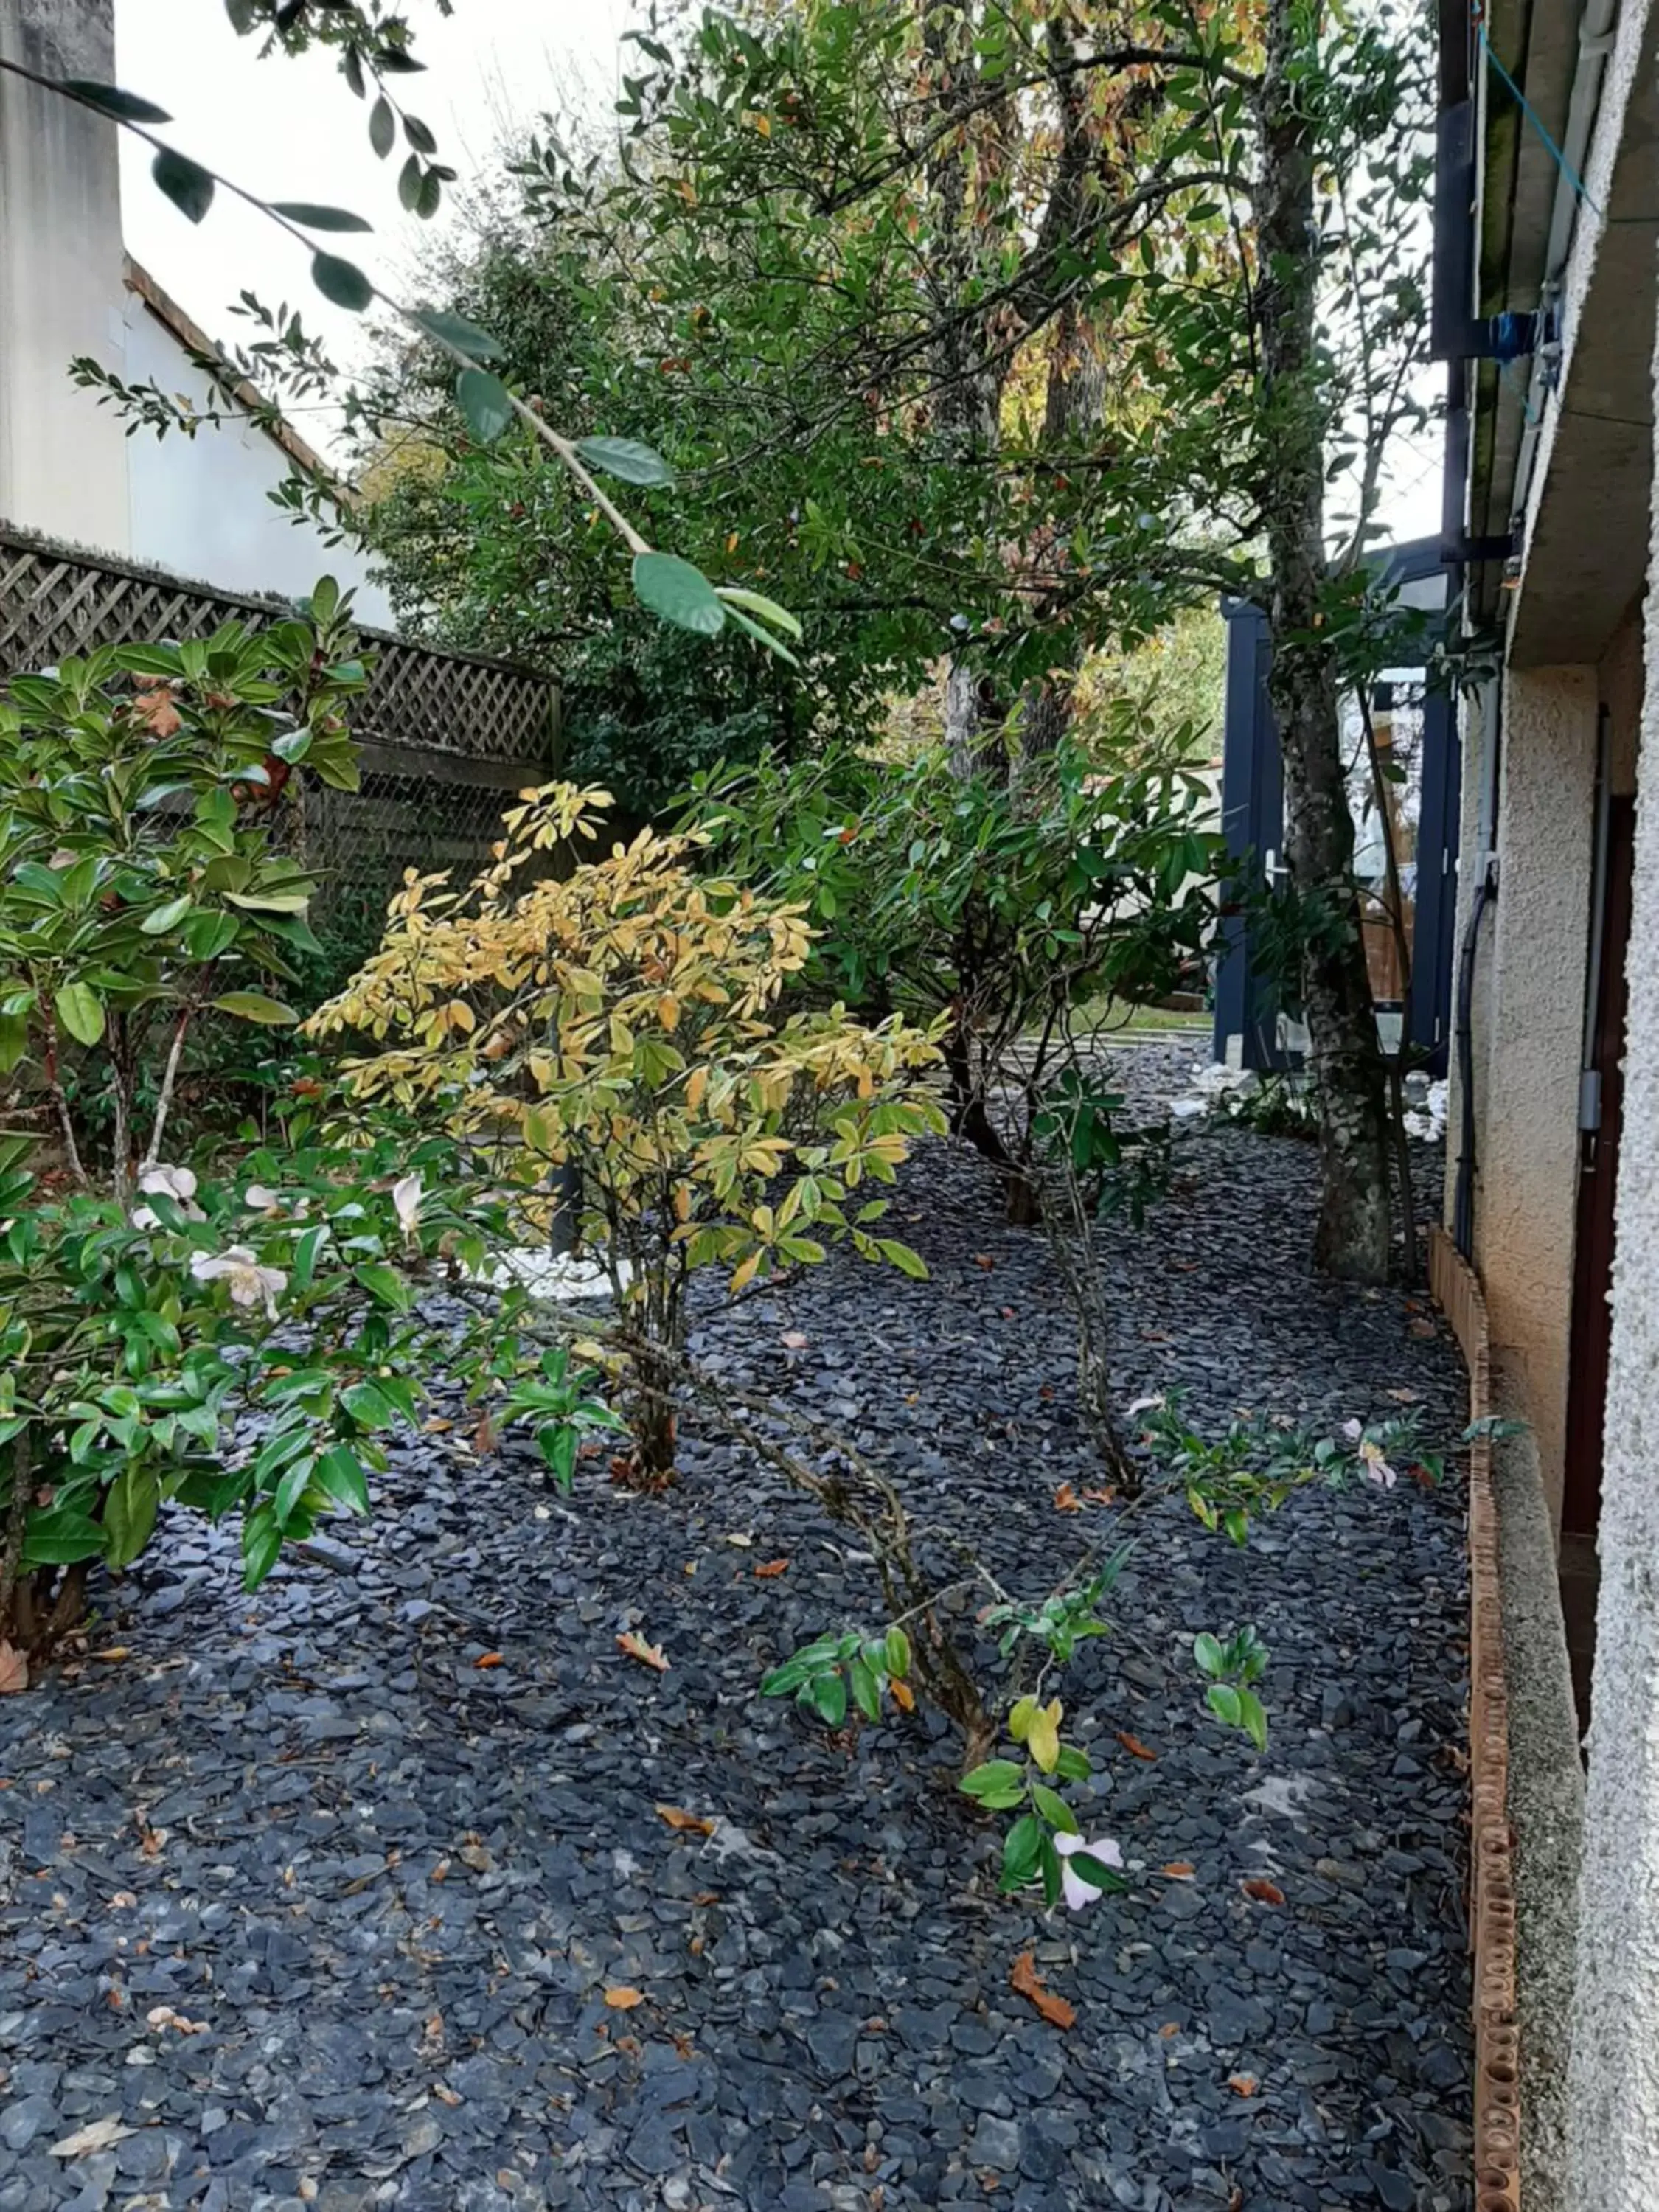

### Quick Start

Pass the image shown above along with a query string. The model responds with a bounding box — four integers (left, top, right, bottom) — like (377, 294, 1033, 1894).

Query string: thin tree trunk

(1254, 0, 1393, 1283)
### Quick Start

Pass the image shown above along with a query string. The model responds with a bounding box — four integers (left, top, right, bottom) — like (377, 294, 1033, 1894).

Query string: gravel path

(0, 1048, 1471, 2212)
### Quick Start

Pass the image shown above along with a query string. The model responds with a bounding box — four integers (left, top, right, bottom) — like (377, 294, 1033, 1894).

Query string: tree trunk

(1254, 0, 1393, 1282)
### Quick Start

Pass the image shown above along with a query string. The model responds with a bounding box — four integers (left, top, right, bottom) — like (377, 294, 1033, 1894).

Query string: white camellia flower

(243, 1183, 283, 1212)
(1341, 1417, 1397, 1488)
(190, 1245, 288, 1319)
(392, 1172, 422, 1242)
(1054, 1831, 1124, 1910)
(132, 1163, 206, 1231)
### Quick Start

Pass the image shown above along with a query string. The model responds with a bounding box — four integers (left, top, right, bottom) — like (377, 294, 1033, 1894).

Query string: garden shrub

(310, 782, 945, 1479)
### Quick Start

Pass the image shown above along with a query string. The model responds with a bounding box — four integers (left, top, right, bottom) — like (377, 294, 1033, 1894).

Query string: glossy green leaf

(631, 553, 726, 636)
(311, 253, 375, 313)
(140, 894, 194, 935)
(315, 1444, 370, 1514)
(152, 149, 215, 223)
(369, 96, 395, 158)
(456, 369, 515, 443)
(65, 80, 171, 124)
(410, 307, 499, 362)
(714, 585, 803, 641)
(272, 201, 372, 232)
(54, 982, 105, 1046)
(574, 436, 675, 487)
(1205, 1682, 1242, 1728)
(211, 992, 299, 1026)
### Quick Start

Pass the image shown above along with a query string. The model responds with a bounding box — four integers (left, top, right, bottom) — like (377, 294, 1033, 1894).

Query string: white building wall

(120, 297, 394, 627)
(0, 0, 132, 552)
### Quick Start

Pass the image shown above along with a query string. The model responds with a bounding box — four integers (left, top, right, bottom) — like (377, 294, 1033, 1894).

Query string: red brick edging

(1428, 1227, 1522, 2211)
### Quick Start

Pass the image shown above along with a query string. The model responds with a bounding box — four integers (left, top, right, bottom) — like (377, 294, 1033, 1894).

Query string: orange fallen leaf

(1239, 1877, 1285, 1905)
(1161, 1861, 1196, 1880)
(616, 1632, 669, 1673)
(604, 1986, 645, 2010)
(1116, 1731, 1158, 1761)
(973, 1254, 995, 1270)
(1009, 1950, 1075, 2029)
(1053, 1484, 1082, 1512)
(655, 1804, 717, 1835)
(1082, 1486, 1117, 1506)
(473, 1652, 504, 1669)
(1228, 2073, 1258, 2097)
(754, 1559, 790, 1579)
(1159, 2020, 1181, 2038)
(890, 1679, 916, 1713)
(0, 1642, 28, 1695)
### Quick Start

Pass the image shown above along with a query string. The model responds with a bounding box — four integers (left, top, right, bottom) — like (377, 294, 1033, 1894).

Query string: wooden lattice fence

(0, 525, 560, 933)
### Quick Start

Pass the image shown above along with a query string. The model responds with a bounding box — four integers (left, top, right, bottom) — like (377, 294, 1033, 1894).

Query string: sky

(111, 0, 1440, 541)
(116, 0, 633, 387)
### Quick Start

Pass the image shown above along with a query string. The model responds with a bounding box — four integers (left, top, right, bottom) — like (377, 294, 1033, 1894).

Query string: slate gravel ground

(0, 1046, 1471, 2212)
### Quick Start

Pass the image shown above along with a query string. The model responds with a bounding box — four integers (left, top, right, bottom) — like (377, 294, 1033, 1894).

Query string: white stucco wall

(1473, 666, 1599, 1528)
(119, 296, 394, 627)
(1565, 271, 1659, 2212)
(0, 0, 132, 552)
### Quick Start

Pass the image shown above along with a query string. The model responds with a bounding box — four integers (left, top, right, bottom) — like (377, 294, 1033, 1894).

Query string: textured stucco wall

(1475, 666, 1598, 1528)
(1442, 686, 1495, 1232)
(1565, 268, 1659, 2212)
(0, 0, 131, 552)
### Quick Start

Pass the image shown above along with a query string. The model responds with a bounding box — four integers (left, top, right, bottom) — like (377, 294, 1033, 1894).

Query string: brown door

(1563, 796, 1636, 1538)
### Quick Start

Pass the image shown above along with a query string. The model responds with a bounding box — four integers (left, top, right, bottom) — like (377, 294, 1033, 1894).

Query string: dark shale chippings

(0, 1046, 1470, 2210)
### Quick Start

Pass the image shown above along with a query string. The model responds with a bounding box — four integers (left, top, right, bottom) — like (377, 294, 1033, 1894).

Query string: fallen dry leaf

(1082, 1486, 1117, 1506)
(1159, 2021, 1181, 2039)
(49, 2117, 133, 2159)
(1161, 1861, 1196, 1880)
(458, 1843, 493, 1873)
(133, 682, 181, 738)
(753, 1559, 790, 1579)
(1009, 1950, 1075, 2030)
(973, 1254, 995, 1270)
(655, 1804, 717, 1836)
(473, 1652, 504, 1669)
(1052, 1483, 1082, 1513)
(616, 1632, 669, 1673)
(890, 1679, 916, 1713)
(90, 1646, 129, 1665)
(1385, 1386, 1424, 1403)
(144, 2005, 207, 2035)
(725, 1531, 754, 1549)
(1407, 1315, 1436, 1338)
(1116, 1731, 1158, 1762)
(603, 1986, 645, 2010)
(1227, 2072, 1259, 2098)
(1239, 1877, 1285, 1906)
(433, 2083, 462, 2107)
(0, 1641, 27, 1696)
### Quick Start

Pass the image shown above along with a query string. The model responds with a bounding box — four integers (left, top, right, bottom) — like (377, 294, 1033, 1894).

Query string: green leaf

(54, 981, 105, 1046)
(409, 307, 499, 362)
(211, 992, 298, 1026)
(274, 1453, 317, 1527)
(1237, 1688, 1268, 1752)
(1031, 1783, 1079, 1834)
(714, 585, 803, 641)
(806, 1668, 847, 1727)
(632, 552, 726, 637)
(311, 253, 375, 313)
(291, 1223, 328, 1291)
(314, 1442, 369, 1514)
(341, 1380, 394, 1429)
(1067, 1851, 1128, 1896)
(271, 201, 372, 232)
(1054, 1742, 1093, 1783)
(877, 1238, 928, 1280)
(574, 436, 675, 487)
(369, 96, 396, 158)
(959, 1759, 1025, 1806)
(103, 1465, 160, 1571)
(456, 368, 515, 443)
(884, 1624, 911, 1678)
(1193, 1632, 1225, 1678)
(354, 1262, 412, 1312)
(21, 1508, 106, 1568)
(719, 602, 801, 667)
(1206, 1683, 1242, 1728)
(151, 149, 216, 223)
(848, 1653, 882, 1724)
(1000, 1812, 1044, 1890)
(65, 80, 171, 124)
(241, 1502, 285, 1590)
(140, 894, 194, 935)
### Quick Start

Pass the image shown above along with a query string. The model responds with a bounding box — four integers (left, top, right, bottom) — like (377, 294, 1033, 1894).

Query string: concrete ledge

(1490, 1353, 1585, 2212)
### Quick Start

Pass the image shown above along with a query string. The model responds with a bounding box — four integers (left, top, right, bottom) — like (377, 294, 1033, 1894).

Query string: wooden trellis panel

(0, 525, 557, 767)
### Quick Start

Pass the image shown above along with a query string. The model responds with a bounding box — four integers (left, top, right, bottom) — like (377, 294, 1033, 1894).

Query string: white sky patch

(114, 0, 632, 376)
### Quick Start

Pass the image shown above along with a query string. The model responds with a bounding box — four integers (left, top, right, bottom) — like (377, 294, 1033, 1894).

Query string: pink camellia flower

(1054, 1831, 1124, 1910)
(190, 1245, 287, 1319)
(1343, 1419, 1397, 1487)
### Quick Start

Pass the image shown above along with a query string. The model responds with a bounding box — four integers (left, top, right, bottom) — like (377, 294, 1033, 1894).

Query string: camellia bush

(0, 594, 428, 1661)
(309, 782, 945, 1480)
